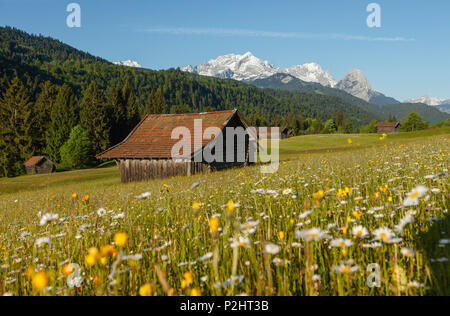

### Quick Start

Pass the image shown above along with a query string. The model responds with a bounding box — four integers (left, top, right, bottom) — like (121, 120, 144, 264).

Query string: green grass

(0, 131, 448, 296)
(279, 127, 450, 159)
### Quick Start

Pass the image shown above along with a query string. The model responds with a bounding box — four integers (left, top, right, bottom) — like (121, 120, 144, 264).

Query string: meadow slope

(0, 132, 448, 296)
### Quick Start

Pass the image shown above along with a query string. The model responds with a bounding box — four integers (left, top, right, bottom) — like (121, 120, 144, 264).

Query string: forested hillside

(0, 27, 376, 126)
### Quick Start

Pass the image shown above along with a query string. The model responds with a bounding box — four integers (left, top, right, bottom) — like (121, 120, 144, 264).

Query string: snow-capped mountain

(182, 52, 278, 81)
(405, 95, 450, 106)
(405, 95, 450, 114)
(113, 60, 142, 68)
(282, 63, 337, 87)
(182, 52, 337, 87)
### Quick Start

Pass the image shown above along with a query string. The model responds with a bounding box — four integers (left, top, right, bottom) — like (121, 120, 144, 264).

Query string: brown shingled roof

(376, 122, 400, 128)
(24, 156, 45, 167)
(97, 109, 243, 159)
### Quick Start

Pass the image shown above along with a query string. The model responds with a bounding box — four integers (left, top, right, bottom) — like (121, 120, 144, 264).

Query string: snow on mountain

(114, 60, 142, 68)
(283, 63, 337, 87)
(182, 52, 337, 87)
(182, 53, 400, 103)
(405, 95, 450, 106)
(182, 52, 278, 81)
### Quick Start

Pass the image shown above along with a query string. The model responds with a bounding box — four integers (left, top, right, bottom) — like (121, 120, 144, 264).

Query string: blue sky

(1, 0, 449, 101)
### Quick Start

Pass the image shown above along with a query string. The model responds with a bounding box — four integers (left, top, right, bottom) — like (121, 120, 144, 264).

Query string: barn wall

(377, 127, 400, 134)
(208, 113, 250, 170)
(118, 159, 209, 183)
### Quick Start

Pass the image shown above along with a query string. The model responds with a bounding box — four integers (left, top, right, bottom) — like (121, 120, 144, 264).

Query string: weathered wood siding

(118, 159, 209, 183)
(25, 160, 56, 174)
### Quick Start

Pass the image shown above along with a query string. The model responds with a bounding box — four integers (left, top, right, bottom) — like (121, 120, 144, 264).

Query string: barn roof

(97, 109, 250, 159)
(376, 122, 400, 128)
(24, 156, 46, 167)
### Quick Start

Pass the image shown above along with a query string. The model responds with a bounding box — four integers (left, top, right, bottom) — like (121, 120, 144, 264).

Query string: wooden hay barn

(24, 156, 56, 175)
(376, 122, 401, 134)
(96, 109, 254, 183)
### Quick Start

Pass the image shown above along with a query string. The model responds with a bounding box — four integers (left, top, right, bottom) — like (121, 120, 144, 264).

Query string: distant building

(24, 156, 56, 174)
(96, 109, 254, 183)
(258, 127, 295, 140)
(376, 122, 401, 134)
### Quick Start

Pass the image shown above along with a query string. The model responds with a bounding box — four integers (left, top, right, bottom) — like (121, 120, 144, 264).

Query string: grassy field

(0, 130, 448, 296)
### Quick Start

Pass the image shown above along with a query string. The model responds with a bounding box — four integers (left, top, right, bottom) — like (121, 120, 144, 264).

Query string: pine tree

(146, 87, 168, 114)
(107, 85, 127, 145)
(80, 81, 110, 155)
(0, 77, 34, 177)
(145, 90, 156, 114)
(34, 81, 58, 153)
(122, 80, 140, 133)
(334, 110, 344, 127)
(46, 84, 78, 162)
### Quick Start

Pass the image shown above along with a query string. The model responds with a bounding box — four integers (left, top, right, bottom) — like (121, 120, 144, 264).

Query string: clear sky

(1, 0, 449, 101)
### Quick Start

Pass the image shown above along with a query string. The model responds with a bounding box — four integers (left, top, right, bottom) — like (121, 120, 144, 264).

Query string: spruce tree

(0, 77, 34, 177)
(107, 85, 127, 145)
(46, 84, 78, 162)
(80, 81, 110, 155)
(154, 87, 168, 114)
(122, 80, 140, 133)
(34, 81, 58, 153)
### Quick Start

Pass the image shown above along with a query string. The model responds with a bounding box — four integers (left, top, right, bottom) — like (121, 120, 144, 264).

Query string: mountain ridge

(182, 52, 400, 105)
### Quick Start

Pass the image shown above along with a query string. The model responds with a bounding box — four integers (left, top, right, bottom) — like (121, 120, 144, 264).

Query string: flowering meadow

(0, 134, 448, 296)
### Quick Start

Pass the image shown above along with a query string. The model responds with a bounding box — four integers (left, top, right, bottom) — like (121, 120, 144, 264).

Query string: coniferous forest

(0, 26, 445, 177)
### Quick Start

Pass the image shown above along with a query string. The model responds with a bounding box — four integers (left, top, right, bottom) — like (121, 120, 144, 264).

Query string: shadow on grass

(414, 213, 449, 296)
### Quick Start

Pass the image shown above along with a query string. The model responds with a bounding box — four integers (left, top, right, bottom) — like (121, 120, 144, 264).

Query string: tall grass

(0, 134, 448, 296)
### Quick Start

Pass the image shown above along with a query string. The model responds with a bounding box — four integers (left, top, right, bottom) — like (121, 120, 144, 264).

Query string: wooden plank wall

(118, 159, 209, 183)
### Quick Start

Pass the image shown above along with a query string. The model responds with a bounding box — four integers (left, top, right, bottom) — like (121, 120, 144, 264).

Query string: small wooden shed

(258, 127, 295, 140)
(376, 122, 401, 134)
(24, 156, 56, 174)
(96, 109, 254, 183)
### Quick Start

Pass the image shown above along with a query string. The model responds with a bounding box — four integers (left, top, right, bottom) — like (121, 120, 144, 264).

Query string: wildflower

(231, 236, 251, 248)
(372, 227, 395, 242)
(295, 228, 329, 242)
(278, 231, 285, 240)
(332, 264, 360, 274)
(395, 214, 415, 233)
(313, 190, 324, 199)
(39, 213, 59, 226)
(401, 248, 415, 258)
(35, 237, 52, 247)
(352, 225, 369, 239)
(347, 138, 353, 145)
(139, 283, 153, 296)
(282, 188, 292, 195)
(101, 245, 117, 258)
(114, 232, 129, 247)
(192, 201, 200, 211)
(227, 200, 235, 213)
(72, 193, 78, 199)
(330, 238, 353, 248)
(136, 192, 151, 200)
(407, 281, 424, 288)
(82, 195, 90, 202)
(97, 208, 107, 217)
(403, 186, 429, 206)
(62, 263, 75, 276)
(190, 288, 201, 296)
(32, 272, 49, 291)
(264, 242, 281, 255)
(183, 272, 194, 286)
(209, 217, 220, 234)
